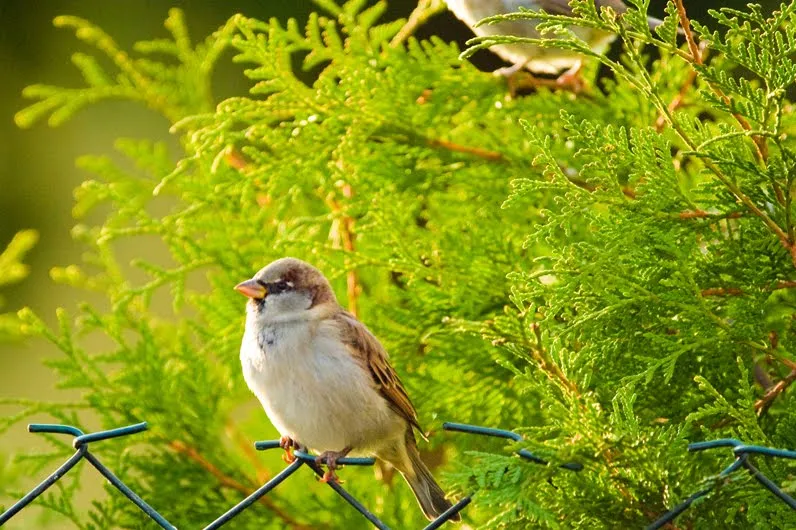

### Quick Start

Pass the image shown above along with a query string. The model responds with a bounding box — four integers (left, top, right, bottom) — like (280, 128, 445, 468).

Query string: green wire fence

(0, 421, 794, 528)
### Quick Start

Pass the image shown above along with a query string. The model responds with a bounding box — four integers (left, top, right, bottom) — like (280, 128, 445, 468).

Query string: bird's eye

(268, 280, 290, 294)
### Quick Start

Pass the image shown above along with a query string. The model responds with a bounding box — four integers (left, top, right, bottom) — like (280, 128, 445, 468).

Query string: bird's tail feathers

(401, 442, 460, 522)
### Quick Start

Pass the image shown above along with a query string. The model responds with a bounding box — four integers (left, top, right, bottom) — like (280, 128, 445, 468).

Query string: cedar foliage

(2, 0, 796, 528)
(0, 231, 36, 341)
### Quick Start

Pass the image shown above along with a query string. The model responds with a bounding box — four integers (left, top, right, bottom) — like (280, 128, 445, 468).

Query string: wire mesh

(646, 438, 796, 529)
(0, 421, 794, 528)
(0, 421, 468, 529)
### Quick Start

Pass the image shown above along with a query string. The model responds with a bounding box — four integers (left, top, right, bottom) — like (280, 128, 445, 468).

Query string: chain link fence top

(0, 420, 794, 528)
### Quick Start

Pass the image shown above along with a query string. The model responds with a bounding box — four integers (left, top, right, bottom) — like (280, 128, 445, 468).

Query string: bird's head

(235, 257, 337, 323)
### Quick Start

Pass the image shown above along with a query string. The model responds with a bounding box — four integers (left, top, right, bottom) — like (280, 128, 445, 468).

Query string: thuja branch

(654, 94, 786, 262)
(591, 16, 786, 253)
(390, 0, 446, 47)
(655, 41, 709, 132)
(525, 322, 580, 396)
(673, 0, 768, 161)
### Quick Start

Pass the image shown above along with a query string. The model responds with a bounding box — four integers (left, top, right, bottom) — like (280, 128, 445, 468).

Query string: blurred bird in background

(446, 0, 671, 90)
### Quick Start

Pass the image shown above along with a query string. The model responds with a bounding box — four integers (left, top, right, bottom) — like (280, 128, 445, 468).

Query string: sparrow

(446, 0, 669, 87)
(235, 258, 459, 522)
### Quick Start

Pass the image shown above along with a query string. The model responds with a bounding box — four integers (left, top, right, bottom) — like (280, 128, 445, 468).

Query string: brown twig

(224, 147, 248, 171)
(340, 183, 359, 317)
(427, 138, 505, 161)
(754, 367, 796, 417)
(678, 209, 743, 220)
(326, 183, 360, 317)
(700, 287, 745, 297)
(168, 440, 308, 529)
(672, 0, 768, 161)
(390, 0, 446, 48)
(673, 0, 702, 66)
(555, 173, 636, 198)
(655, 66, 699, 132)
(782, 357, 796, 371)
(225, 422, 270, 483)
(700, 280, 796, 297)
(529, 323, 579, 395)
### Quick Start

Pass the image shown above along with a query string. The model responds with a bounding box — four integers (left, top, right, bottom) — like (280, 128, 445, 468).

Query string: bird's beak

(234, 279, 267, 299)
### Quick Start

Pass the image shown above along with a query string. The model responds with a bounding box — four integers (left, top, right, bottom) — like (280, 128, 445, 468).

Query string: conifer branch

(610, 12, 783, 250)
(529, 323, 579, 395)
(661, 114, 788, 260)
(655, 67, 698, 132)
(390, 0, 446, 48)
(673, 0, 768, 162)
(655, 42, 708, 132)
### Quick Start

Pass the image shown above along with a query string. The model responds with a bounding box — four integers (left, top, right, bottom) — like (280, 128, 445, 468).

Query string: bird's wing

(334, 311, 425, 437)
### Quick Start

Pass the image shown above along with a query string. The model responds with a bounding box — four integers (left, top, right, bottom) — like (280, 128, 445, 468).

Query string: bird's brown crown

(254, 257, 337, 307)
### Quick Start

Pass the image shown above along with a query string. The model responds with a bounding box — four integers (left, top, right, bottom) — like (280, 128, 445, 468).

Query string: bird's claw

(320, 469, 343, 484)
(280, 435, 296, 463)
(315, 447, 351, 484)
(555, 71, 585, 93)
(554, 60, 585, 93)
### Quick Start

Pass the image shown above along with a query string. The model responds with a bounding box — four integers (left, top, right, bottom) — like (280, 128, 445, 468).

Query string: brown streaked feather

(333, 310, 426, 439)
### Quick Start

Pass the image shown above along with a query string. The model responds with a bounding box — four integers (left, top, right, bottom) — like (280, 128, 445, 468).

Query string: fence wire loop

(3, 422, 794, 528)
(647, 438, 796, 530)
(0, 421, 470, 529)
(1, 421, 176, 530)
(443, 422, 584, 471)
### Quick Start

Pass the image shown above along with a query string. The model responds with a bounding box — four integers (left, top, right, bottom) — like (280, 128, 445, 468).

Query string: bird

(446, 0, 670, 88)
(235, 257, 459, 522)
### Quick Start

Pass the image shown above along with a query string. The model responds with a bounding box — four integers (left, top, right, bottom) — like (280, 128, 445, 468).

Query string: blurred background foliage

(0, 0, 787, 528)
(0, 0, 777, 391)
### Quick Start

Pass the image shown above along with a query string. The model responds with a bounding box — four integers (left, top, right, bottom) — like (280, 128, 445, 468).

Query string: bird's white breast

(240, 317, 403, 453)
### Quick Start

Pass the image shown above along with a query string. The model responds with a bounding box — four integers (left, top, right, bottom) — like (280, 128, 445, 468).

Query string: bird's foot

(280, 435, 296, 464)
(506, 72, 559, 96)
(319, 469, 342, 484)
(316, 447, 352, 484)
(506, 61, 586, 96)
(555, 60, 585, 93)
